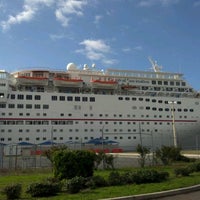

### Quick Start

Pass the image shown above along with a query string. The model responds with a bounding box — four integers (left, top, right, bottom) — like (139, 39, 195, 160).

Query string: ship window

(158, 81, 162, 85)
(177, 101, 181, 104)
(152, 107, 157, 111)
(177, 109, 182, 112)
(159, 108, 163, 111)
(26, 95, 32, 100)
(152, 99, 156, 102)
(139, 98, 143, 101)
(170, 81, 174, 86)
(132, 97, 137, 101)
(164, 81, 168, 85)
(52, 96, 57, 101)
(90, 97, 95, 102)
(176, 82, 180, 86)
(182, 82, 186, 86)
(17, 94, 24, 99)
(35, 104, 40, 109)
(35, 95, 41, 100)
(26, 104, 32, 109)
(11, 94, 15, 99)
(43, 104, 49, 109)
(17, 104, 24, 109)
(60, 96, 65, 101)
(82, 97, 88, 102)
(152, 80, 156, 85)
(145, 98, 150, 102)
(67, 96, 73, 101)
(0, 104, 6, 108)
(184, 109, 188, 112)
(146, 107, 150, 110)
(75, 96, 80, 101)
(190, 109, 194, 112)
(118, 97, 123, 100)
(19, 137, 23, 141)
(158, 100, 163, 103)
(125, 97, 130, 100)
(8, 104, 15, 108)
(36, 137, 40, 141)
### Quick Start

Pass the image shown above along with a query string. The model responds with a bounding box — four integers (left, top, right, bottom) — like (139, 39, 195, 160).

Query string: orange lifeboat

(53, 77, 83, 87)
(17, 75, 48, 85)
(90, 78, 118, 89)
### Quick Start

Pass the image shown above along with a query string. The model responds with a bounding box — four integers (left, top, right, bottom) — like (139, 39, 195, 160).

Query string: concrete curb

(101, 184, 200, 200)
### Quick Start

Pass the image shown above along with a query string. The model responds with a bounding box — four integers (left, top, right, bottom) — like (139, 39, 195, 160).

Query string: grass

(1, 165, 200, 200)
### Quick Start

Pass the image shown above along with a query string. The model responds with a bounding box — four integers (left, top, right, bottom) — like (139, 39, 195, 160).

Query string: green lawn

(1, 166, 200, 200)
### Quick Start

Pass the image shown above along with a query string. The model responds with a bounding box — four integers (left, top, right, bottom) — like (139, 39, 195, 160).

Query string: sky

(0, 0, 200, 90)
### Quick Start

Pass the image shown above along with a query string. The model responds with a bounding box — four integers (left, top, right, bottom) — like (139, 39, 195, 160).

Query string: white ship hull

(0, 60, 200, 151)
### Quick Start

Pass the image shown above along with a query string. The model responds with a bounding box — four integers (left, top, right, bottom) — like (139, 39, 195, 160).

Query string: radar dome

(66, 63, 77, 71)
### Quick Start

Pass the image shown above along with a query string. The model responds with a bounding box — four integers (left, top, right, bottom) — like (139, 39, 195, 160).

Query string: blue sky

(0, 0, 200, 90)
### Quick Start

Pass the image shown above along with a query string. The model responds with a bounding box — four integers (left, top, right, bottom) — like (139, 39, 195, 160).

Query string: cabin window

(52, 96, 57, 101)
(67, 96, 73, 101)
(11, 94, 15, 99)
(17, 94, 24, 99)
(26, 95, 32, 100)
(35, 95, 41, 100)
(60, 96, 65, 101)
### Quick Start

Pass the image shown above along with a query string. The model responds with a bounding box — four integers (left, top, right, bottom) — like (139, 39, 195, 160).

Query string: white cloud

(1, 0, 54, 31)
(138, 0, 179, 7)
(77, 39, 116, 65)
(0, 0, 87, 31)
(55, 0, 87, 27)
(94, 15, 102, 24)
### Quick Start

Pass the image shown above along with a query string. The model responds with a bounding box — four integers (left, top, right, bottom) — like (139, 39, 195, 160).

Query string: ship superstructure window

(82, 97, 88, 102)
(18, 94, 24, 99)
(26, 95, 32, 100)
(90, 97, 95, 102)
(132, 97, 137, 101)
(118, 97, 123, 100)
(67, 96, 73, 101)
(0, 104, 6, 108)
(26, 104, 32, 109)
(17, 104, 24, 108)
(11, 94, 15, 99)
(8, 104, 15, 108)
(43, 104, 49, 109)
(164, 81, 168, 85)
(35, 104, 40, 109)
(52, 96, 57, 101)
(75, 96, 80, 101)
(35, 95, 41, 100)
(60, 96, 65, 101)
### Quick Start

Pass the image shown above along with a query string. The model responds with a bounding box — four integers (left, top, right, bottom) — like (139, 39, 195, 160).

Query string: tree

(52, 149, 96, 180)
(136, 144, 150, 167)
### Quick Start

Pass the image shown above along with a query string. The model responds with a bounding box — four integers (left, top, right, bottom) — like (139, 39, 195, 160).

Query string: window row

(52, 96, 95, 102)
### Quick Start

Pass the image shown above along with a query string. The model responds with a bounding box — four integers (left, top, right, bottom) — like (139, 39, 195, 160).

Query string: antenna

(148, 56, 162, 72)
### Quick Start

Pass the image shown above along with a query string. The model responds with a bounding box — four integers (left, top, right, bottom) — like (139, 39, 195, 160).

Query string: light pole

(168, 101, 177, 147)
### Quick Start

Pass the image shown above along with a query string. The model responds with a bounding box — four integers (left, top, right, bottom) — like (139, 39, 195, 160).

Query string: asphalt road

(156, 190, 200, 200)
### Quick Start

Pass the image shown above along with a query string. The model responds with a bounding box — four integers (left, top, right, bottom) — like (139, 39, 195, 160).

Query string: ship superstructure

(0, 59, 200, 151)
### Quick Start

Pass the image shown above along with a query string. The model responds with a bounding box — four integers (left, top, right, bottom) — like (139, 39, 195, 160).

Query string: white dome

(66, 63, 77, 71)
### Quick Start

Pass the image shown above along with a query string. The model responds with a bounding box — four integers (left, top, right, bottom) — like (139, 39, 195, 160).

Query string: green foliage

(108, 171, 122, 186)
(136, 144, 150, 167)
(26, 180, 61, 197)
(1, 183, 22, 200)
(66, 176, 86, 194)
(174, 167, 191, 177)
(52, 149, 96, 180)
(87, 175, 107, 188)
(187, 161, 200, 173)
(155, 146, 183, 165)
(94, 151, 115, 169)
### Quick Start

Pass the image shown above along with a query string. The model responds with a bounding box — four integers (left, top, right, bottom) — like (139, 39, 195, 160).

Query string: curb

(101, 184, 200, 200)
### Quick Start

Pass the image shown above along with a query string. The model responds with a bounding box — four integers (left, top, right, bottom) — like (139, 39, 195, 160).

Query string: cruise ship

(0, 58, 200, 151)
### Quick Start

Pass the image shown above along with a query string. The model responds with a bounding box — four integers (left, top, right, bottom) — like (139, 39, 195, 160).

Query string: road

(156, 190, 200, 200)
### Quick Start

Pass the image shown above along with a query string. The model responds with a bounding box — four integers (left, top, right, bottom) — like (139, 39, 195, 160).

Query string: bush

(188, 161, 200, 173)
(174, 167, 191, 177)
(1, 183, 22, 200)
(155, 146, 182, 165)
(53, 149, 96, 180)
(108, 171, 122, 186)
(26, 181, 61, 197)
(66, 176, 86, 194)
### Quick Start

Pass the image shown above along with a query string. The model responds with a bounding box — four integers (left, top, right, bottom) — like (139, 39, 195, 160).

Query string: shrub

(136, 144, 150, 167)
(174, 167, 191, 177)
(66, 176, 86, 194)
(53, 149, 96, 180)
(1, 183, 22, 200)
(188, 161, 200, 173)
(155, 146, 182, 165)
(26, 181, 61, 197)
(108, 171, 122, 186)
